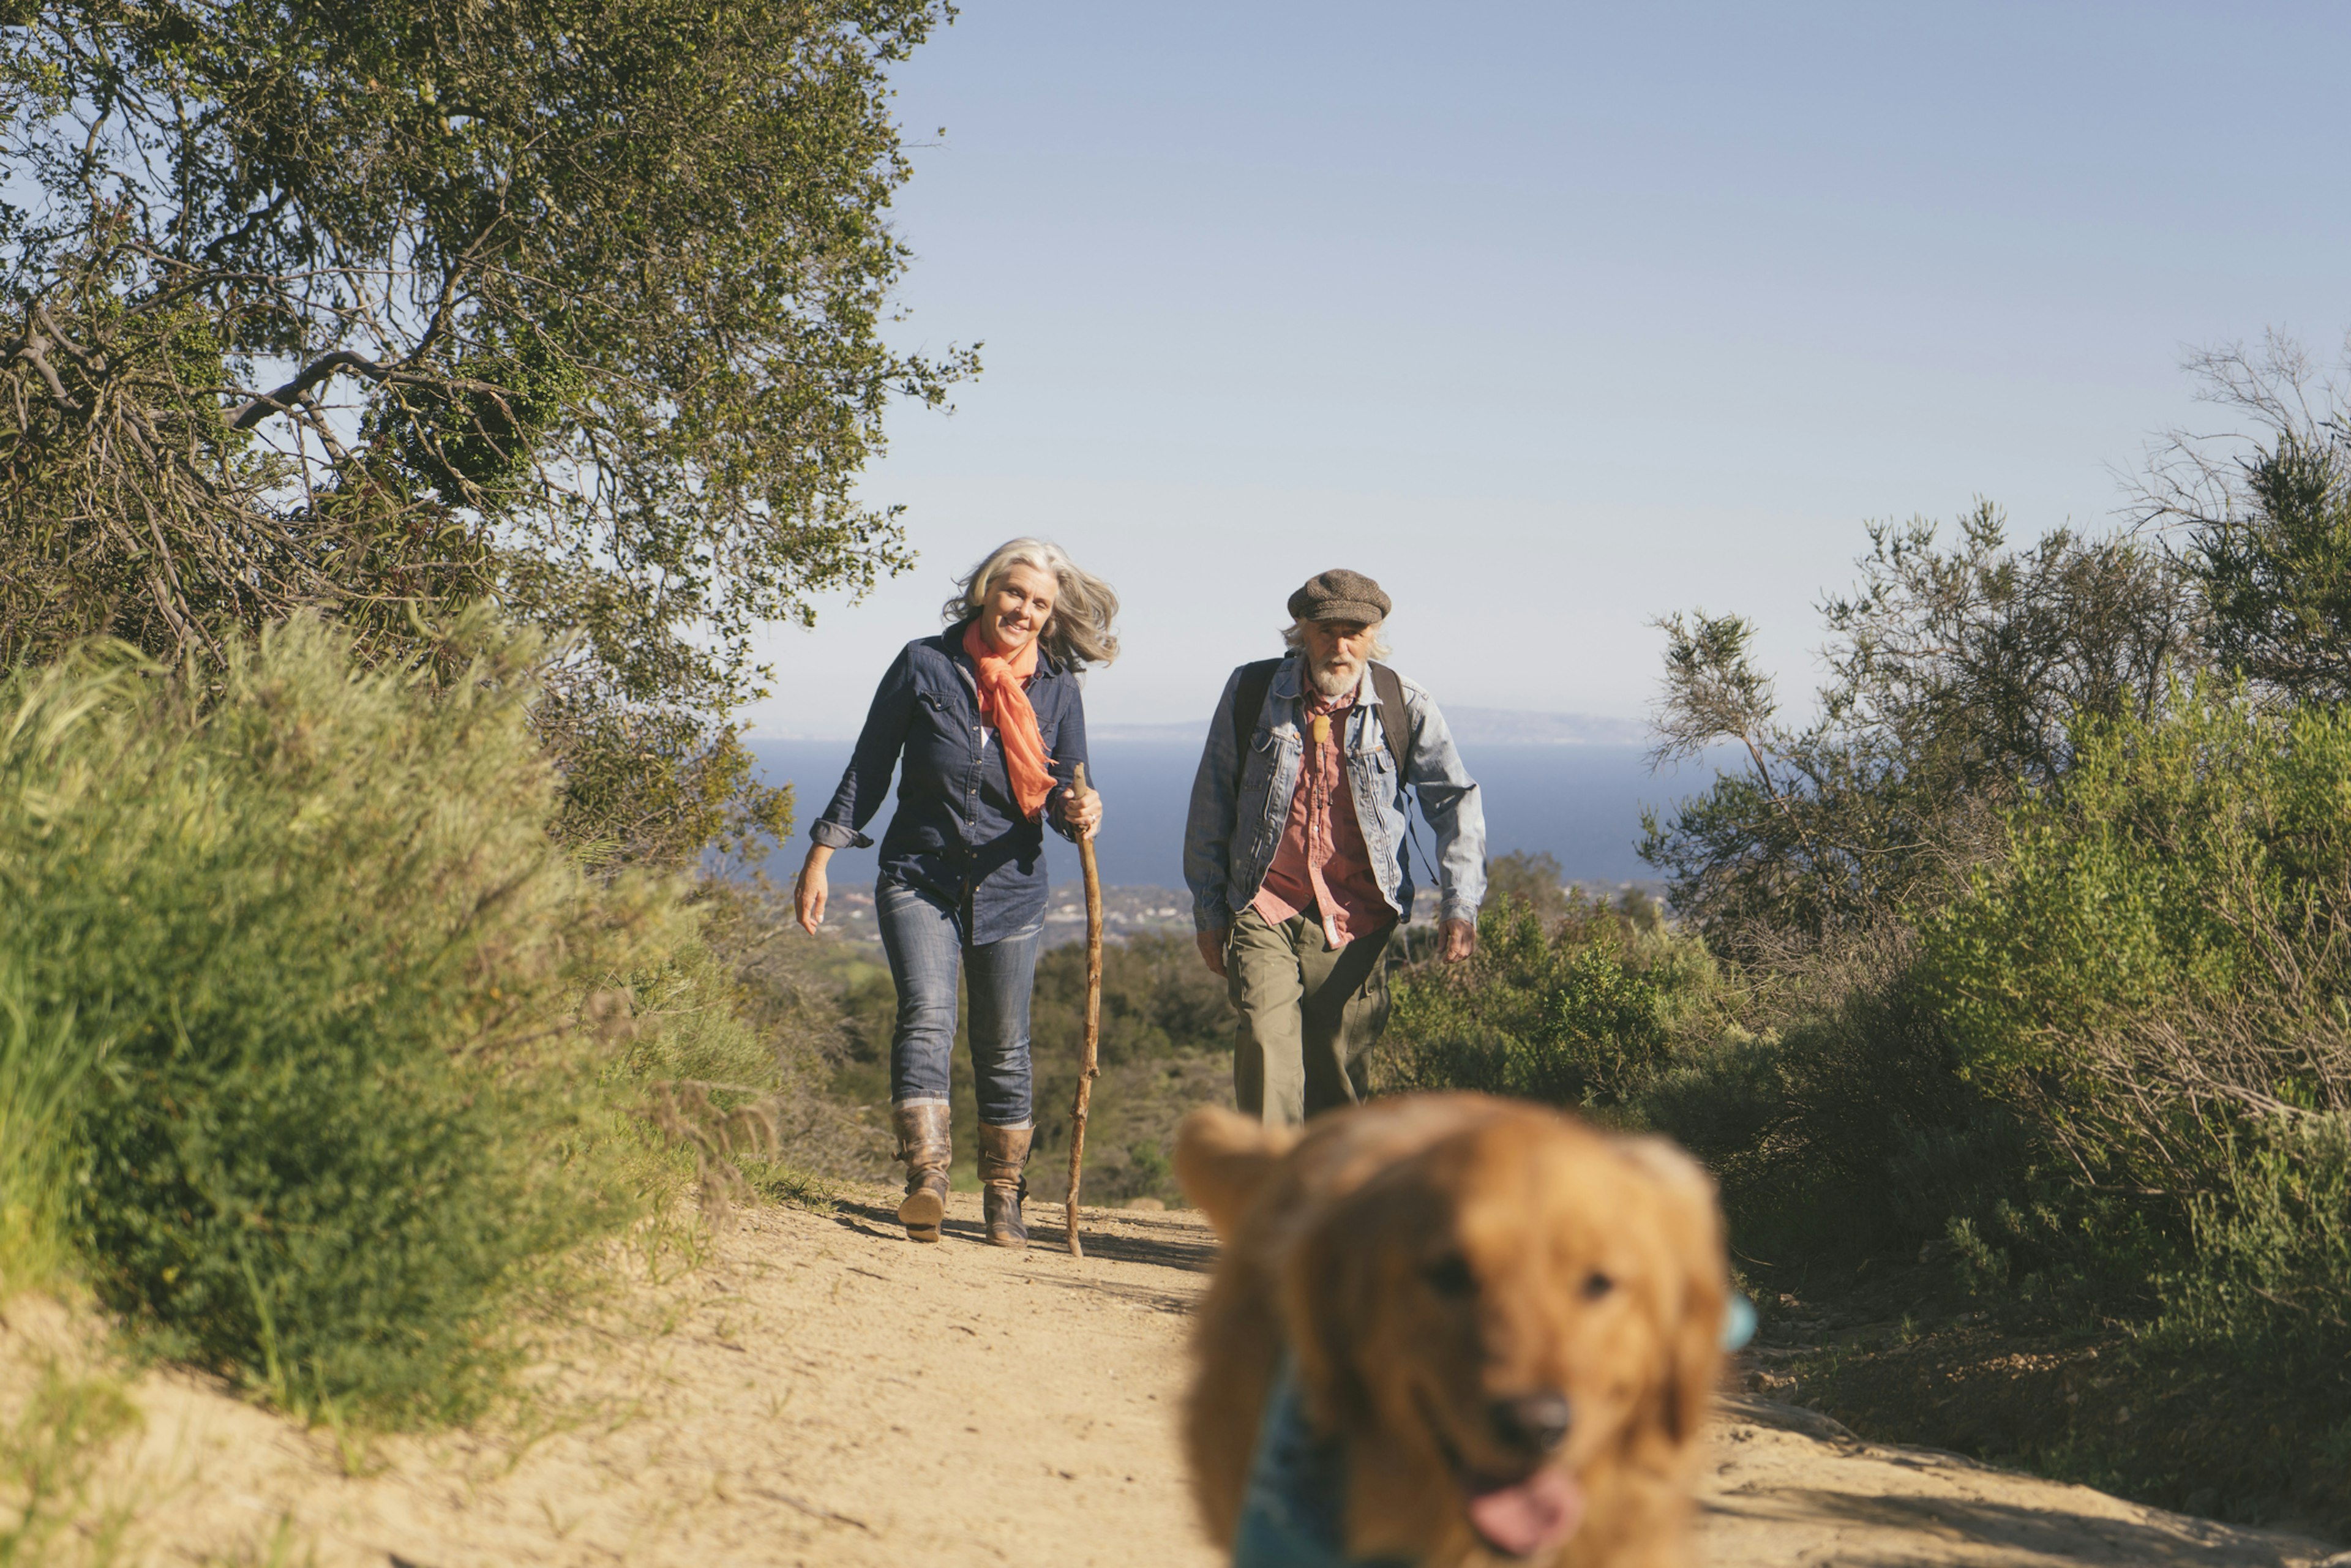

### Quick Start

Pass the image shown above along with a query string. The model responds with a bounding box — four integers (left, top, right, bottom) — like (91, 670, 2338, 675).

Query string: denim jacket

(1183, 656, 1485, 936)
(810, 626, 1089, 945)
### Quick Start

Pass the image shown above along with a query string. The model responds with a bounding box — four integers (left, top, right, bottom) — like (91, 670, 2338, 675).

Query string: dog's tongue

(1466, 1469, 1583, 1559)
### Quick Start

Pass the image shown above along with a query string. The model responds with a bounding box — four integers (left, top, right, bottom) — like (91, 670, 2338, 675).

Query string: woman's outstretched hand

(795, 844, 833, 934)
(1060, 784, 1104, 840)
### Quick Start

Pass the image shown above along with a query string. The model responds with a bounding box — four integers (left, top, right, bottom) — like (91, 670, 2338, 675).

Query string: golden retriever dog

(1175, 1093, 1727, 1567)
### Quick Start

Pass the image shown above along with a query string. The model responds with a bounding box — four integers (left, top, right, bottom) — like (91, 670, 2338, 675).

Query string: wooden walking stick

(1065, 762, 1104, 1257)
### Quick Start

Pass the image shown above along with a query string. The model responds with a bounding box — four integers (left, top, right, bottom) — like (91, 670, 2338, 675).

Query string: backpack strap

(1228, 658, 1284, 776)
(1368, 661, 1411, 780)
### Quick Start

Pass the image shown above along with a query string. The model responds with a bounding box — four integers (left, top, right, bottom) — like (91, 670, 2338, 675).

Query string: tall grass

(0, 1357, 141, 1568)
(0, 616, 679, 1424)
(0, 966, 97, 1296)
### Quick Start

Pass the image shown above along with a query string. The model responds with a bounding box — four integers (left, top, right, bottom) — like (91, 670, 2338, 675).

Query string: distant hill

(1087, 707, 1648, 747)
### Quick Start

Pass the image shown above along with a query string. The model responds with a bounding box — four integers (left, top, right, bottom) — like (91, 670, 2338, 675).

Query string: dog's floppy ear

(1175, 1108, 1297, 1239)
(1620, 1135, 1729, 1446)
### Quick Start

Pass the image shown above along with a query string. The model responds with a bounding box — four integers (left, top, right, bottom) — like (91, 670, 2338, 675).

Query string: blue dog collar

(1723, 1292, 1757, 1351)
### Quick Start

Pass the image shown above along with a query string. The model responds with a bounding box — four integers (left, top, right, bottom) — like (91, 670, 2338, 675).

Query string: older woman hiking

(795, 538, 1116, 1248)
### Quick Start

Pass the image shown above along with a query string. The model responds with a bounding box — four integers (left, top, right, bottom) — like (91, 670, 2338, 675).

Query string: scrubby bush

(1022, 933, 1235, 1205)
(1635, 935, 2025, 1259)
(0, 617, 674, 1423)
(1923, 689, 2351, 1344)
(1480, 849, 1572, 924)
(1589, 364, 2351, 1518)
(1381, 891, 1715, 1114)
(631, 888, 891, 1204)
(2166, 1112, 2351, 1345)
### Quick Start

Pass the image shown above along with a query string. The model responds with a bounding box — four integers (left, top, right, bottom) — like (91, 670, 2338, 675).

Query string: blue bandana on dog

(1230, 1297, 1755, 1568)
(1232, 1355, 1410, 1568)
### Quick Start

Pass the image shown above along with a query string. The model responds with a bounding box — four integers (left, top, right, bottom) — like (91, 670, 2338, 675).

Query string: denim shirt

(810, 626, 1090, 945)
(1183, 656, 1485, 936)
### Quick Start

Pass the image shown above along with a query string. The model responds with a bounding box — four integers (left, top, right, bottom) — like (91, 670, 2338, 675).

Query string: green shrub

(1607, 919, 2041, 1266)
(2164, 1111, 2351, 1345)
(0, 617, 665, 1423)
(1382, 895, 1681, 1112)
(1922, 689, 2351, 1345)
(615, 888, 885, 1207)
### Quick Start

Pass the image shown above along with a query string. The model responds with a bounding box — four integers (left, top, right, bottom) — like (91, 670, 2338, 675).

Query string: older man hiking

(1183, 569, 1487, 1125)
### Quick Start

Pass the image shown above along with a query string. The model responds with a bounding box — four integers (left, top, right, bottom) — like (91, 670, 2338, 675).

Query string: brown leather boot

(893, 1101, 951, 1243)
(978, 1123, 1032, 1250)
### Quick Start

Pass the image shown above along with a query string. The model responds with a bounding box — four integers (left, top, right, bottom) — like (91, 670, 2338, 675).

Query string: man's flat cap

(1287, 568, 1391, 625)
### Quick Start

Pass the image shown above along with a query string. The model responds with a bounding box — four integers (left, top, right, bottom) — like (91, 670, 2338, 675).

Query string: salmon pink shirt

(1250, 685, 1397, 948)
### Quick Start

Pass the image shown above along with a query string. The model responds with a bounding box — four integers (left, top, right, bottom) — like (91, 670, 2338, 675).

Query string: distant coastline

(755, 705, 1651, 749)
(753, 734, 1728, 893)
(805, 880, 1663, 950)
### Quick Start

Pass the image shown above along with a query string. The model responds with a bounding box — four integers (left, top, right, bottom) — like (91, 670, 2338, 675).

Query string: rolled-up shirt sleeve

(811, 645, 917, 848)
(1403, 687, 1487, 923)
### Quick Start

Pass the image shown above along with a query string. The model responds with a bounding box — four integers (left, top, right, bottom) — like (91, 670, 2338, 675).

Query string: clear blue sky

(744, 1, 2350, 738)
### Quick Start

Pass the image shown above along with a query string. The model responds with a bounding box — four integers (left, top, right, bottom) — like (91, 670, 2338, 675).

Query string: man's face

(1302, 619, 1376, 697)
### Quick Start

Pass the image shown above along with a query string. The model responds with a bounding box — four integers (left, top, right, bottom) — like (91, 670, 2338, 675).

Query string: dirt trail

(28, 1191, 2346, 1567)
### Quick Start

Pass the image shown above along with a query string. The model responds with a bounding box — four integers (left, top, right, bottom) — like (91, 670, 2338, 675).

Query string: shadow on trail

(1703, 1487, 2327, 1567)
(1049, 1212, 1221, 1274)
(827, 1198, 907, 1244)
(827, 1196, 1220, 1275)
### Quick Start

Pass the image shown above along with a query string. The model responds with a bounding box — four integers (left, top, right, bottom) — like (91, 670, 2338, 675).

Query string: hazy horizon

(749, 700, 1652, 747)
(754, 735, 1728, 890)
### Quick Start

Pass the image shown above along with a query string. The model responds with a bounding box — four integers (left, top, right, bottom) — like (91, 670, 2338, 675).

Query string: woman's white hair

(944, 538, 1121, 669)
(1280, 620, 1392, 660)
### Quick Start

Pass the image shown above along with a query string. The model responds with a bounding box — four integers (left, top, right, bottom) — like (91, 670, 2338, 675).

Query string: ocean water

(751, 738, 1723, 891)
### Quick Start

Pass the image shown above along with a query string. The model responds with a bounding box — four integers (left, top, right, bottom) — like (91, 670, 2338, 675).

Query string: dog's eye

(1580, 1271, 1615, 1300)
(1422, 1253, 1476, 1298)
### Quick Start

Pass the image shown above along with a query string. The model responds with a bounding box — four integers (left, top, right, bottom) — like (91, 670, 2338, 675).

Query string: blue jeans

(875, 874, 1041, 1127)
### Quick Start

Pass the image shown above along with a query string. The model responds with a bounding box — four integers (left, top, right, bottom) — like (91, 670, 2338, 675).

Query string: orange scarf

(961, 620, 1055, 820)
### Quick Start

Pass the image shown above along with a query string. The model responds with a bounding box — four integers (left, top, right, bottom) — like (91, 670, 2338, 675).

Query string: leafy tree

(1642, 506, 2195, 958)
(2132, 335, 2351, 706)
(1, 0, 972, 863)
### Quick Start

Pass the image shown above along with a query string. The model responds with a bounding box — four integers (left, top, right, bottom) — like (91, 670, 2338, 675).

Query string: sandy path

(28, 1190, 2344, 1566)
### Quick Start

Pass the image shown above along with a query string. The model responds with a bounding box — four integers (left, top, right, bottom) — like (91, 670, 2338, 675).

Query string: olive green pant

(1225, 906, 1396, 1127)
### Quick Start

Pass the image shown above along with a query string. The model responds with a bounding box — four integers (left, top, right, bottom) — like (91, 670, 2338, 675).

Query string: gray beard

(1307, 659, 1360, 698)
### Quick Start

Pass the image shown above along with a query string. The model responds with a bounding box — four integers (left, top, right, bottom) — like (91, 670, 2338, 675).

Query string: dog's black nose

(1490, 1390, 1573, 1455)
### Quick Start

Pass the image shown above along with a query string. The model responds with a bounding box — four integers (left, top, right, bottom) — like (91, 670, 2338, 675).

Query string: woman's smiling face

(982, 561, 1057, 655)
